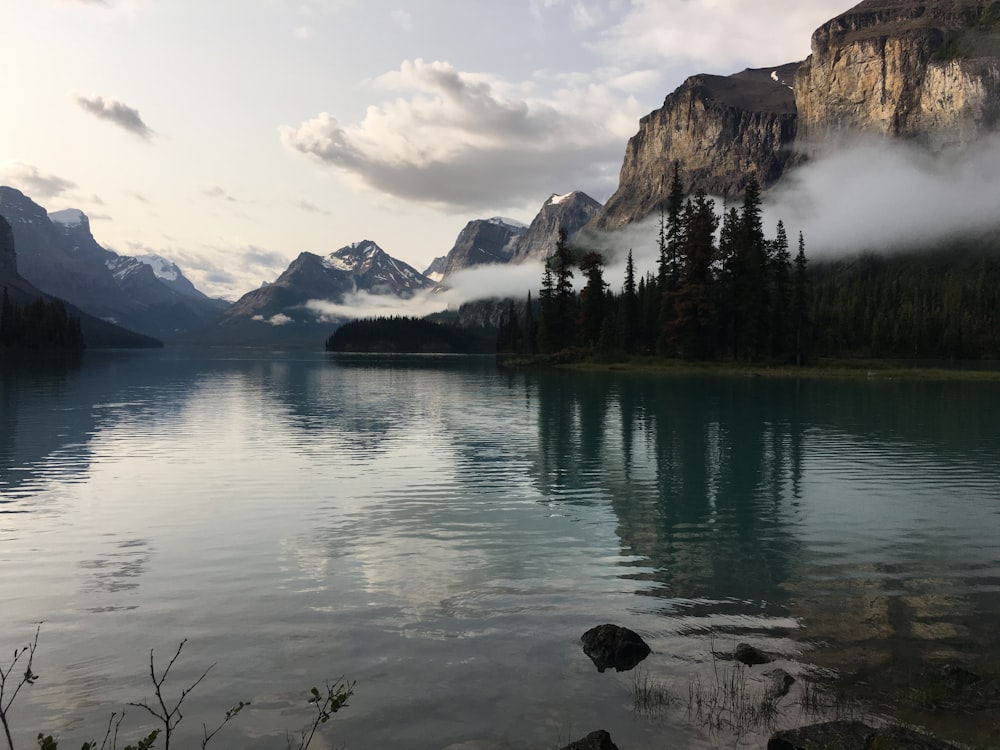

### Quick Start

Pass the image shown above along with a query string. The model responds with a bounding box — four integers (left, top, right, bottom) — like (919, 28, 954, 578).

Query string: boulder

(581, 624, 651, 673)
(559, 730, 618, 750)
(734, 642, 777, 666)
(763, 668, 796, 697)
(768, 720, 964, 749)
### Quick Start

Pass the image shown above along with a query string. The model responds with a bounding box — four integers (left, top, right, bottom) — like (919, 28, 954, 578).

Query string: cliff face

(509, 191, 603, 262)
(593, 0, 1000, 229)
(594, 65, 800, 231)
(441, 218, 526, 278)
(795, 0, 1000, 149)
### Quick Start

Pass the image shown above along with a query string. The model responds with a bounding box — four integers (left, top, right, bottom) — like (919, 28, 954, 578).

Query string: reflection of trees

(535, 374, 803, 614)
(532, 371, 1000, 675)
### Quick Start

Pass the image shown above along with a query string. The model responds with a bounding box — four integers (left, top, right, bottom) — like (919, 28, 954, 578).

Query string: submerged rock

(580, 624, 651, 673)
(734, 642, 777, 666)
(768, 720, 964, 749)
(763, 668, 796, 697)
(559, 730, 618, 750)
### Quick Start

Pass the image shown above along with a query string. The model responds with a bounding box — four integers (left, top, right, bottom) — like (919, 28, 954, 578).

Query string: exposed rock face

(593, 0, 1000, 229)
(594, 65, 800, 231)
(796, 0, 1000, 149)
(440, 217, 526, 278)
(509, 191, 603, 262)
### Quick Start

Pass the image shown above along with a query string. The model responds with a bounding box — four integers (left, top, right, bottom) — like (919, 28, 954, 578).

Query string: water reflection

(2, 352, 999, 748)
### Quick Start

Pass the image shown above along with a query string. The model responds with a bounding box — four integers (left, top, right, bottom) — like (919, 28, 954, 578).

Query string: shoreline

(501, 355, 1000, 382)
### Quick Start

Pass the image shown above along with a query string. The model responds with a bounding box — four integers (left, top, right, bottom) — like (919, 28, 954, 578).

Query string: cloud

(295, 199, 332, 215)
(764, 135, 1000, 256)
(252, 313, 293, 326)
(305, 260, 548, 322)
(75, 95, 154, 139)
(591, 1, 850, 71)
(280, 59, 643, 212)
(201, 185, 242, 203)
(0, 163, 78, 198)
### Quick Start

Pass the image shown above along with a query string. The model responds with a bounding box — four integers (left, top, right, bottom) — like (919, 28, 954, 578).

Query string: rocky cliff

(509, 191, 603, 262)
(594, 65, 800, 230)
(593, 0, 1000, 229)
(440, 218, 526, 278)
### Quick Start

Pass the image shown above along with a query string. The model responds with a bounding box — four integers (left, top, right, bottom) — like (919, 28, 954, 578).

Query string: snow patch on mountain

(547, 192, 576, 206)
(134, 254, 179, 282)
(487, 216, 527, 228)
(49, 208, 87, 227)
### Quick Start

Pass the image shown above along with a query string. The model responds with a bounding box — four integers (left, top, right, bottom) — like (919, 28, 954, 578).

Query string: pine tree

(578, 251, 607, 348)
(620, 249, 639, 354)
(792, 231, 809, 366)
(770, 220, 792, 360)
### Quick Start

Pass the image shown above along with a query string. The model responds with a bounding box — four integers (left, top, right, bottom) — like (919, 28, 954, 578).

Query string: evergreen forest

(0, 288, 85, 351)
(497, 168, 1000, 363)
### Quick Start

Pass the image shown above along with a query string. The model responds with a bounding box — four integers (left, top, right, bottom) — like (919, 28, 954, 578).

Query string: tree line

(498, 169, 810, 364)
(1, 288, 85, 351)
(498, 167, 1000, 363)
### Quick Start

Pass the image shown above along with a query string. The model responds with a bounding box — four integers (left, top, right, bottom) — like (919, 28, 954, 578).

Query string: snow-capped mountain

(208, 240, 434, 346)
(0, 186, 227, 338)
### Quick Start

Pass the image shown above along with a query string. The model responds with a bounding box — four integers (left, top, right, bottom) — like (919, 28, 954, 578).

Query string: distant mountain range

(0, 187, 227, 341)
(0, 214, 161, 349)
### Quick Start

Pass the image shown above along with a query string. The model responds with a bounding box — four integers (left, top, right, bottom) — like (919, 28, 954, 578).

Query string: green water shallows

(1, 350, 998, 749)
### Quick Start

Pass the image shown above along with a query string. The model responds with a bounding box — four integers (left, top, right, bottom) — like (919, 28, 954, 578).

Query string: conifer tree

(620, 249, 639, 354)
(770, 220, 792, 360)
(578, 251, 607, 348)
(793, 231, 810, 366)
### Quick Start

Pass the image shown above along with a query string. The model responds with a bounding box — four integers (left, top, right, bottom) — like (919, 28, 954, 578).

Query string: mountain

(796, 0, 1000, 149)
(0, 187, 227, 339)
(203, 240, 435, 347)
(422, 256, 448, 282)
(0, 214, 161, 349)
(439, 217, 527, 277)
(592, 0, 1000, 229)
(508, 191, 603, 263)
(594, 66, 800, 230)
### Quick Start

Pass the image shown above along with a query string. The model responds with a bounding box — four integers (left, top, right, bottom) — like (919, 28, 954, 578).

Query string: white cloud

(252, 313, 293, 326)
(0, 163, 77, 199)
(305, 260, 548, 322)
(764, 135, 1000, 256)
(592, 0, 849, 71)
(280, 59, 643, 212)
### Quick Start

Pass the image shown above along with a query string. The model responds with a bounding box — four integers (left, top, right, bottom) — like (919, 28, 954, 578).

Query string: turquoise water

(2, 350, 999, 749)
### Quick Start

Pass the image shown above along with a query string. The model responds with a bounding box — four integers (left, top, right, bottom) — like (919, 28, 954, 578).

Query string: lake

(2, 349, 999, 749)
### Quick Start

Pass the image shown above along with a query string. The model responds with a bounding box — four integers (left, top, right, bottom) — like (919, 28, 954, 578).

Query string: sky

(2, 0, 852, 300)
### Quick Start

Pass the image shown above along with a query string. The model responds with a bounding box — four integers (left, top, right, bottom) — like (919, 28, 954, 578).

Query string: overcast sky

(1, 0, 849, 299)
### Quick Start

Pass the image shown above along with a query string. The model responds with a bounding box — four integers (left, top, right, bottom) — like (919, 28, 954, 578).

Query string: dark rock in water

(768, 721, 876, 749)
(763, 668, 795, 697)
(559, 730, 618, 750)
(768, 720, 964, 750)
(734, 642, 776, 666)
(581, 624, 651, 673)
(940, 663, 980, 687)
